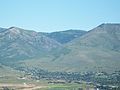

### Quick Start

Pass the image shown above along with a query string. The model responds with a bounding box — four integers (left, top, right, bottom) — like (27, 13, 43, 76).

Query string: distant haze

(0, 0, 120, 32)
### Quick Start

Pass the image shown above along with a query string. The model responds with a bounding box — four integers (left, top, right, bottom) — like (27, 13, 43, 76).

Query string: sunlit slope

(55, 23, 120, 72)
(0, 27, 60, 63)
(0, 24, 120, 73)
(17, 24, 120, 73)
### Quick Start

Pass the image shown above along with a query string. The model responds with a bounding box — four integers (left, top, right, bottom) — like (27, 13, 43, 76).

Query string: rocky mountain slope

(0, 27, 60, 62)
(0, 23, 120, 73)
(53, 23, 120, 72)
(17, 23, 120, 73)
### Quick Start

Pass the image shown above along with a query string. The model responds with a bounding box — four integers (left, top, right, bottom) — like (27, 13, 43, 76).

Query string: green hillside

(12, 23, 120, 73)
(57, 23, 120, 73)
(0, 27, 61, 64)
(0, 24, 120, 74)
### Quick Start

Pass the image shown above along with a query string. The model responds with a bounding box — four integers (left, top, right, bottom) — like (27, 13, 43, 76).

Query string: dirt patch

(0, 83, 47, 90)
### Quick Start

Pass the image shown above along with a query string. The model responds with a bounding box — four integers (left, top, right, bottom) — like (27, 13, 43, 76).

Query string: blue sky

(0, 0, 120, 32)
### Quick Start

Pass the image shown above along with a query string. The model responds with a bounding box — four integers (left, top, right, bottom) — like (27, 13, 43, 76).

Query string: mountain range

(0, 23, 120, 73)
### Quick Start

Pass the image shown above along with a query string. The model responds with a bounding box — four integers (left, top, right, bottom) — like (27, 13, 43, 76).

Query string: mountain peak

(7, 26, 22, 34)
(90, 23, 120, 33)
(98, 23, 120, 27)
(8, 26, 23, 30)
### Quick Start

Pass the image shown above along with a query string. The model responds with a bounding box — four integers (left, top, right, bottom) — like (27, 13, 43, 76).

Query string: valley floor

(0, 83, 96, 90)
(0, 83, 47, 90)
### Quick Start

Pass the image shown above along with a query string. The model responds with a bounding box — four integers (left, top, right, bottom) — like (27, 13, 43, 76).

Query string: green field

(35, 83, 94, 90)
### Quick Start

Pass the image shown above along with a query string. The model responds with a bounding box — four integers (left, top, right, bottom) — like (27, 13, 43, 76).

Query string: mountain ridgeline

(0, 27, 61, 61)
(42, 30, 86, 44)
(0, 23, 120, 73)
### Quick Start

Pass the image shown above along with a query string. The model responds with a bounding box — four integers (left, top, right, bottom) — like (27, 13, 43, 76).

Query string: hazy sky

(0, 0, 120, 32)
